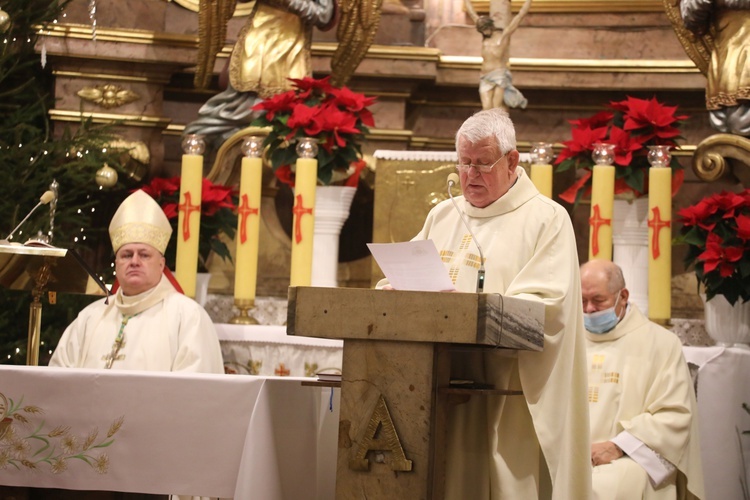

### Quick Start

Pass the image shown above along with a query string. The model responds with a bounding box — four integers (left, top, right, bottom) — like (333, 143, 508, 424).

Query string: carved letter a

(349, 394, 413, 472)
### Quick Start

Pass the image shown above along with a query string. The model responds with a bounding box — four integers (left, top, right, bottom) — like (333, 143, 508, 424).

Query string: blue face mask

(584, 292, 623, 334)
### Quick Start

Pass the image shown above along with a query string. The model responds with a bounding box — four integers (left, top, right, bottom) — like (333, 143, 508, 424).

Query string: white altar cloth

(0, 366, 338, 499)
(217, 324, 343, 377)
(683, 346, 750, 500)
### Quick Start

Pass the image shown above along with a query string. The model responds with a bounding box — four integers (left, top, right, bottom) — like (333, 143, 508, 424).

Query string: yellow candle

(290, 157, 318, 287)
(530, 163, 553, 198)
(588, 164, 615, 261)
(648, 166, 672, 321)
(175, 154, 203, 297)
(234, 155, 262, 301)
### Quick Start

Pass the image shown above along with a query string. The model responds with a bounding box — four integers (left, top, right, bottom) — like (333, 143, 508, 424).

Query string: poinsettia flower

(698, 232, 744, 276)
(611, 96, 686, 141)
(609, 126, 644, 166)
(736, 214, 750, 240)
(568, 111, 613, 130)
(139, 177, 180, 198)
(329, 86, 377, 113)
(287, 102, 321, 131)
(274, 164, 294, 186)
(161, 202, 179, 219)
(201, 179, 236, 216)
(712, 191, 746, 219)
(554, 126, 608, 165)
(678, 198, 719, 229)
(310, 105, 360, 147)
(287, 76, 334, 100)
(252, 90, 297, 121)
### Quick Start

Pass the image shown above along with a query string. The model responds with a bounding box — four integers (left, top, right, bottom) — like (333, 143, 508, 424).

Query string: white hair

(455, 108, 517, 154)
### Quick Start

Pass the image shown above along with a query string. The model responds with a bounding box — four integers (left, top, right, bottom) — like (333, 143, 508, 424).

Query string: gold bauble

(0, 9, 10, 33)
(95, 163, 118, 187)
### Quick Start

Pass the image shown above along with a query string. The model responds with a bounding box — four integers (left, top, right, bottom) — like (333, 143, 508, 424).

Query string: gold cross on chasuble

(588, 353, 620, 403)
(439, 234, 482, 284)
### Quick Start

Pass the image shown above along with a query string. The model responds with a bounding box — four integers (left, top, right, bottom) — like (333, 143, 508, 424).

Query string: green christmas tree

(0, 0, 138, 364)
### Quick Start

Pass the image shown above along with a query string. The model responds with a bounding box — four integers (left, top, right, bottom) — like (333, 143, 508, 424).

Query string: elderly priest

(50, 190, 223, 373)
(581, 259, 704, 499)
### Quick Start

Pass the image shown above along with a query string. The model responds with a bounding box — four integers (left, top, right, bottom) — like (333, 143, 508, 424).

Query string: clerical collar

(115, 275, 174, 316)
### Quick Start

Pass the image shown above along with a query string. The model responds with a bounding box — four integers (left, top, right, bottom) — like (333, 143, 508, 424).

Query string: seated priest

(49, 190, 224, 373)
(581, 259, 704, 499)
(379, 108, 592, 499)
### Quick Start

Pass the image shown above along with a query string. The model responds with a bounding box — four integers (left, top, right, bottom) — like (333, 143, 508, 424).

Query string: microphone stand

(447, 176, 486, 293)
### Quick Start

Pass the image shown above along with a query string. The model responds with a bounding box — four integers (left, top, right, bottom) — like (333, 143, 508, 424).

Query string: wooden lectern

(288, 287, 545, 500)
(0, 244, 108, 365)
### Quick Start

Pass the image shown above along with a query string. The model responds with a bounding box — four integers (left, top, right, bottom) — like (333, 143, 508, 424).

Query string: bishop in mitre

(50, 190, 224, 373)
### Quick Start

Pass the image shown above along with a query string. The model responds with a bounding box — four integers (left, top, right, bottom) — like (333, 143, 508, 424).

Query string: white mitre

(109, 190, 172, 254)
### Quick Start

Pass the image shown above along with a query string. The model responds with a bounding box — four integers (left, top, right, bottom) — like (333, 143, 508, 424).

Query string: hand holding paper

(368, 240, 456, 292)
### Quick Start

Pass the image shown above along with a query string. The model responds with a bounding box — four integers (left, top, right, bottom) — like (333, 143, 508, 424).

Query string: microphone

(446, 173, 485, 293)
(2, 190, 56, 244)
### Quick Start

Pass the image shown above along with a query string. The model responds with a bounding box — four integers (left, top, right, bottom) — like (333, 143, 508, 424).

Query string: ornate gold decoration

(77, 84, 140, 109)
(661, 0, 713, 77)
(692, 133, 750, 186)
(349, 394, 413, 472)
(472, 0, 662, 13)
(330, 0, 383, 87)
(0, 391, 123, 474)
(170, 0, 254, 16)
(194, 0, 237, 89)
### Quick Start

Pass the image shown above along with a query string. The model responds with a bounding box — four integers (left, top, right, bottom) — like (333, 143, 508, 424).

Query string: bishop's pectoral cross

(588, 354, 620, 403)
(103, 313, 139, 369)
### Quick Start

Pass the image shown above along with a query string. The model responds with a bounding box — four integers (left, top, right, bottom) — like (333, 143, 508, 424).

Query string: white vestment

(50, 275, 224, 373)
(392, 169, 592, 499)
(587, 305, 704, 500)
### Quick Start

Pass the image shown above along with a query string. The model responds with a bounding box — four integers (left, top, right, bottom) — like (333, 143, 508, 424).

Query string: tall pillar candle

(529, 142, 554, 198)
(175, 134, 205, 298)
(647, 146, 673, 322)
(234, 139, 263, 302)
(588, 144, 616, 261)
(530, 164, 553, 198)
(290, 138, 318, 287)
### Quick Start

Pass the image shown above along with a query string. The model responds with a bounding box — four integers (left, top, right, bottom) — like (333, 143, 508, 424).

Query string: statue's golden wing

(662, 0, 714, 76)
(194, 0, 240, 89)
(330, 0, 383, 87)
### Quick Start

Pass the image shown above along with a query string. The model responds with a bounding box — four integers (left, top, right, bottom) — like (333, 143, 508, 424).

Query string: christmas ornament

(0, 9, 10, 33)
(96, 163, 118, 187)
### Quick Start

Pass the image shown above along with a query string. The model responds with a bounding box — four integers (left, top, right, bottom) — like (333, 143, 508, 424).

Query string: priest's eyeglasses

(455, 154, 506, 174)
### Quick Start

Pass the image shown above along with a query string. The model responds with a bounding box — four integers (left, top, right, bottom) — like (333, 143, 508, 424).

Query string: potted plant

(554, 96, 688, 204)
(250, 75, 374, 187)
(139, 176, 238, 273)
(676, 189, 750, 345)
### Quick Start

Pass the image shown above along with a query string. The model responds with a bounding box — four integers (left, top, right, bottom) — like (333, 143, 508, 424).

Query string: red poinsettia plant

(676, 189, 750, 305)
(555, 96, 688, 204)
(139, 176, 238, 272)
(251, 76, 375, 187)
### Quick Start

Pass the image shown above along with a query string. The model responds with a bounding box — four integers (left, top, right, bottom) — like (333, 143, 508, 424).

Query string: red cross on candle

(237, 193, 259, 244)
(589, 204, 612, 257)
(178, 192, 201, 242)
(292, 194, 313, 244)
(648, 206, 671, 259)
(275, 363, 290, 376)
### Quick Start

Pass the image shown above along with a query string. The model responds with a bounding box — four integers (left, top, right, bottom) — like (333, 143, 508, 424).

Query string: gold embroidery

(588, 354, 620, 403)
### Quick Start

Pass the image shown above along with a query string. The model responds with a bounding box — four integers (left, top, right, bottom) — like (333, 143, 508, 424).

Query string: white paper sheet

(368, 240, 456, 292)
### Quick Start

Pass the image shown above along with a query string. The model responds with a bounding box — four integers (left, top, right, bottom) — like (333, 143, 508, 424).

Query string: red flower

(554, 126, 608, 165)
(559, 170, 592, 204)
(608, 126, 644, 167)
(678, 198, 719, 229)
(611, 96, 687, 142)
(736, 214, 750, 240)
(698, 232, 744, 276)
(251, 76, 376, 187)
(568, 111, 613, 130)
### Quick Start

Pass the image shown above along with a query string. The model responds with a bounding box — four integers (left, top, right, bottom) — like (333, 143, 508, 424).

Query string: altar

(0, 366, 339, 499)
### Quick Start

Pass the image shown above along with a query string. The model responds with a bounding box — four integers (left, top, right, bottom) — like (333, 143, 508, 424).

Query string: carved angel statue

(185, 0, 383, 148)
(664, 0, 750, 136)
(464, 0, 532, 111)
